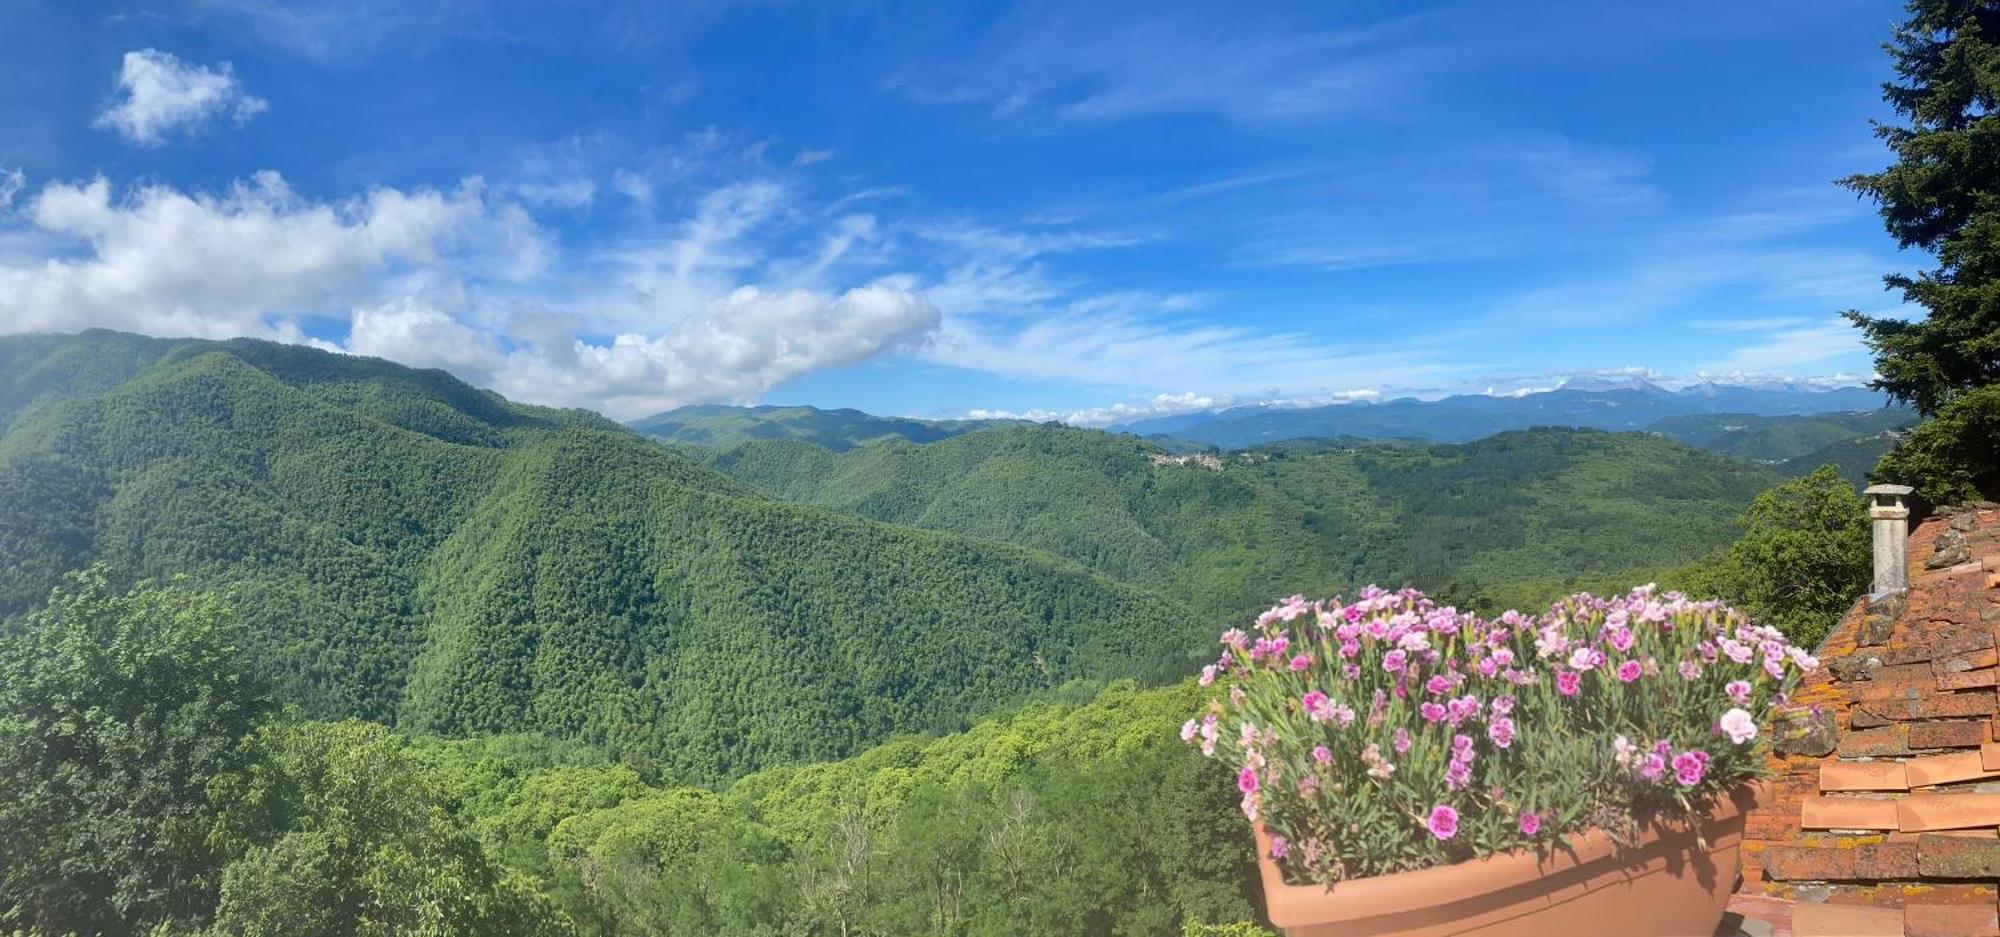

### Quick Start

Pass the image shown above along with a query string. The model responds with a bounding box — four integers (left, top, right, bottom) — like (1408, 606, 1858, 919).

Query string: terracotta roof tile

(1822, 761, 1911, 792)
(1802, 796, 1902, 830)
(1896, 794, 2000, 832)
(1903, 750, 2000, 787)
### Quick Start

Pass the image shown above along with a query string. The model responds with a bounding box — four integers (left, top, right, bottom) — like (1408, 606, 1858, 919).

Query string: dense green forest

(1, 571, 1260, 936)
(693, 424, 1780, 621)
(1644, 408, 1913, 484)
(0, 331, 1207, 783)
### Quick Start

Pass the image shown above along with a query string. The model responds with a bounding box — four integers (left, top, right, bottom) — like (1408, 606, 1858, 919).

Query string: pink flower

(1725, 680, 1752, 705)
(1425, 674, 1454, 696)
(1382, 649, 1408, 673)
(1301, 690, 1332, 721)
(1639, 753, 1666, 781)
(1312, 745, 1332, 765)
(1518, 812, 1541, 836)
(1616, 660, 1642, 683)
(1392, 728, 1412, 754)
(1677, 660, 1702, 681)
(1488, 717, 1515, 749)
(1238, 767, 1260, 794)
(1445, 760, 1472, 790)
(1606, 627, 1635, 652)
(1719, 707, 1758, 744)
(1672, 750, 1708, 787)
(1568, 647, 1600, 671)
(1220, 628, 1248, 650)
(1269, 835, 1289, 859)
(1427, 804, 1460, 840)
(1180, 719, 1198, 742)
(1297, 775, 1319, 796)
(1290, 653, 1313, 672)
(1556, 671, 1581, 697)
(1418, 701, 1445, 722)
(1198, 665, 1218, 686)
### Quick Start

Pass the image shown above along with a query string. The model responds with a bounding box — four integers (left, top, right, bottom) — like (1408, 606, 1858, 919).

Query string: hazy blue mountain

(1116, 379, 1893, 447)
(630, 403, 1018, 452)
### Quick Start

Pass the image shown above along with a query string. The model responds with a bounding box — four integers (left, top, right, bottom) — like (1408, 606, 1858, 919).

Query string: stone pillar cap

(1863, 484, 1914, 497)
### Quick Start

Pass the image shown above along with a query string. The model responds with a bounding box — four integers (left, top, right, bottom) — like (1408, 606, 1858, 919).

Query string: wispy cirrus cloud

(890, 4, 1441, 124)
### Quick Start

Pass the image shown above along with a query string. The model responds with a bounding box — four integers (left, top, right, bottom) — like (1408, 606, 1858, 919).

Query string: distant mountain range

(1113, 377, 1894, 447)
(630, 403, 1018, 451)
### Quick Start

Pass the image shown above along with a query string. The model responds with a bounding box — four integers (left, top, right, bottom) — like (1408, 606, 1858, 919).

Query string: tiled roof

(1739, 507, 2000, 936)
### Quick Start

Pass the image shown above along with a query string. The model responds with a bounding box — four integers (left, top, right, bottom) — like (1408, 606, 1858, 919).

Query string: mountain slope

(1646, 408, 1913, 463)
(630, 403, 1016, 452)
(696, 425, 1781, 621)
(0, 332, 1203, 782)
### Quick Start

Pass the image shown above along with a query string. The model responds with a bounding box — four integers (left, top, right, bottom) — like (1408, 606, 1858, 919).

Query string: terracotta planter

(1253, 781, 1768, 937)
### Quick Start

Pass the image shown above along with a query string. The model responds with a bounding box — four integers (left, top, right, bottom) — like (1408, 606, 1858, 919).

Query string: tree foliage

(1873, 382, 2000, 502)
(0, 570, 271, 934)
(1844, 0, 2000, 413)
(1681, 467, 1871, 649)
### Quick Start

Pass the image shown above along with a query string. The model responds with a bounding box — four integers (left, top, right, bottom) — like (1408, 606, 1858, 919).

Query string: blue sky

(0, 0, 1917, 422)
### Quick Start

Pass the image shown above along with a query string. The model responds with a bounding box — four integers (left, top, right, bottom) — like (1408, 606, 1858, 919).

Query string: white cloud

(0, 170, 945, 420)
(95, 49, 267, 145)
(0, 172, 485, 338)
(895, 8, 1437, 124)
(483, 283, 939, 418)
(345, 297, 508, 377)
(793, 148, 834, 166)
(0, 168, 23, 210)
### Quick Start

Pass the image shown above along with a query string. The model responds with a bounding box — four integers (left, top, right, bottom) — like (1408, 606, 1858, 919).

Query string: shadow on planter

(1254, 781, 1768, 937)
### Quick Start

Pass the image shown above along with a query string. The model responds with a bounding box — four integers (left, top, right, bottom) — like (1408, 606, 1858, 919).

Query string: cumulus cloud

(0, 170, 943, 419)
(95, 49, 267, 145)
(486, 283, 938, 418)
(344, 297, 509, 377)
(0, 172, 485, 338)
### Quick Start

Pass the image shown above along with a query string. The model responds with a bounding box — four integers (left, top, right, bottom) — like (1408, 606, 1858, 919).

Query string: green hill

(630, 403, 1017, 452)
(1646, 408, 1913, 462)
(696, 424, 1781, 621)
(0, 331, 1203, 783)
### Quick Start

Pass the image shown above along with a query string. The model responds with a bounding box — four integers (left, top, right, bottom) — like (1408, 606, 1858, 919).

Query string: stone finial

(1864, 484, 1913, 598)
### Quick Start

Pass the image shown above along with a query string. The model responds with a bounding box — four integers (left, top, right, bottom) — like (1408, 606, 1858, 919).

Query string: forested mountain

(1646, 408, 1913, 465)
(695, 424, 1781, 621)
(630, 403, 1016, 451)
(1114, 378, 1890, 447)
(0, 331, 1204, 783)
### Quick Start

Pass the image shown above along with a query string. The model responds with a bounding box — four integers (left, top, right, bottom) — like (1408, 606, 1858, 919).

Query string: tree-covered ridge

(0, 331, 1207, 783)
(630, 403, 1018, 452)
(695, 425, 1780, 623)
(1645, 408, 1913, 467)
